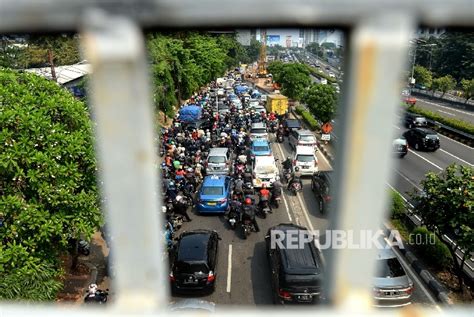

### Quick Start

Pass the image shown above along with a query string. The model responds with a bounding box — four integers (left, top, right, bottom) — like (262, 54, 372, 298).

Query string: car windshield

(208, 156, 226, 163)
(415, 117, 427, 122)
(296, 154, 315, 162)
(251, 129, 267, 134)
(300, 135, 316, 142)
(253, 146, 269, 152)
(176, 261, 209, 274)
(202, 186, 224, 196)
(375, 258, 406, 278)
(426, 134, 438, 139)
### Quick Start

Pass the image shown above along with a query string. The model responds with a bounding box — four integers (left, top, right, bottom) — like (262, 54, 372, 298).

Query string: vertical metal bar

(80, 10, 166, 310)
(326, 14, 415, 309)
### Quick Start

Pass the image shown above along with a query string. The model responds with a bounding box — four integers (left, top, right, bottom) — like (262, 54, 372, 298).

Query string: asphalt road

(170, 131, 441, 309)
(413, 94, 474, 126)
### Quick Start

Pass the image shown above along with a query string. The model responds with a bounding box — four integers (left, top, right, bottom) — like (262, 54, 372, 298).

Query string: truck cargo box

(266, 94, 288, 115)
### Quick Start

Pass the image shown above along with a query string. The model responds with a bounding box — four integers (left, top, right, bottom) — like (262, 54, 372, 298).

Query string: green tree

(410, 164, 474, 290)
(246, 38, 262, 62)
(302, 83, 338, 123)
(460, 78, 474, 103)
(413, 65, 432, 88)
(432, 75, 456, 98)
(0, 69, 102, 300)
(433, 32, 474, 82)
(277, 63, 311, 100)
(267, 60, 285, 81)
(305, 42, 320, 56)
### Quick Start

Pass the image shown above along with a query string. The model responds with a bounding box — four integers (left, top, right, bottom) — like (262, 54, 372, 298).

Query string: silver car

(205, 147, 231, 175)
(373, 247, 413, 308)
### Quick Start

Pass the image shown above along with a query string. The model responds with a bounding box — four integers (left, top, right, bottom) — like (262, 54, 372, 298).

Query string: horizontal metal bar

(1, 0, 474, 32)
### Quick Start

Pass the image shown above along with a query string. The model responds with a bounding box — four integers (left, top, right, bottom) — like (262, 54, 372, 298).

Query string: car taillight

(403, 285, 414, 295)
(169, 272, 175, 282)
(219, 198, 227, 204)
(278, 289, 291, 300)
(207, 271, 215, 283)
(324, 195, 331, 202)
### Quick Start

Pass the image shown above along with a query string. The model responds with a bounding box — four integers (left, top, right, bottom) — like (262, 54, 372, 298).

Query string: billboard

(266, 35, 281, 45)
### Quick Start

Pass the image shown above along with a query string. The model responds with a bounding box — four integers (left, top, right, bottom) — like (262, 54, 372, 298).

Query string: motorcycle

(283, 168, 292, 183)
(289, 179, 303, 195)
(78, 239, 90, 256)
(276, 133, 284, 143)
(243, 182, 254, 195)
(234, 163, 246, 176)
(271, 189, 282, 208)
(258, 197, 272, 219)
(241, 218, 253, 239)
(227, 208, 239, 230)
(84, 288, 109, 305)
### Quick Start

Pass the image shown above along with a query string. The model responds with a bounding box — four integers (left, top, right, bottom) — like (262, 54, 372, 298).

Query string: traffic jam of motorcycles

(159, 70, 324, 302)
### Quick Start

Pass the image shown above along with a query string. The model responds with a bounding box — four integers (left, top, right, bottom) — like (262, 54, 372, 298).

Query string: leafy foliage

(411, 227, 452, 269)
(245, 38, 262, 62)
(411, 164, 474, 287)
(295, 106, 320, 131)
(305, 42, 320, 56)
(390, 190, 406, 220)
(302, 83, 338, 123)
(0, 69, 101, 300)
(460, 78, 474, 103)
(413, 65, 432, 88)
(273, 63, 311, 100)
(432, 75, 456, 98)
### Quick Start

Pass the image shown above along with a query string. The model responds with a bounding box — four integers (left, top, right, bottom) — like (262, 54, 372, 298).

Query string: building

(415, 27, 446, 39)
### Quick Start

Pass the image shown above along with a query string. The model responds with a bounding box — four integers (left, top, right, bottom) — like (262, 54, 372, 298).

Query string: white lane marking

(385, 237, 442, 311)
(408, 150, 443, 171)
(296, 192, 314, 232)
(437, 109, 455, 116)
(438, 133, 474, 150)
(394, 170, 422, 191)
(439, 149, 474, 167)
(226, 244, 232, 293)
(281, 189, 292, 222)
(421, 99, 474, 117)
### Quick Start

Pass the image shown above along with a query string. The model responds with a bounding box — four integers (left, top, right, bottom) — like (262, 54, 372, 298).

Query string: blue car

(250, 139, 272, 158)
(197, 175, 232, 214)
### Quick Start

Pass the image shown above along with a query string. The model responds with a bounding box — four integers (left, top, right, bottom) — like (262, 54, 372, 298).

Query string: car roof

(209, 147, 228, 155)
(251, 122, 266, 128)
(295, 129, 313, 135)
(177, 231, 213, 262)
(254, 155, 276, 165)
(202, 175, 227, 186)
(252, 139, 269, 146)
(295, 146, 315, 155)
(414, 127, 436, 134)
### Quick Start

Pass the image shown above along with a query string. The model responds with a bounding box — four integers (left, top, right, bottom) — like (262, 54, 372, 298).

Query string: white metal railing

(1, 0, 473, 316)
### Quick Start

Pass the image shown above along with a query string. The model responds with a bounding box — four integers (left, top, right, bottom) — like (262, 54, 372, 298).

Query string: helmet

(295, 167, 300, 172)
(275, 175, 280, 181)
(287, 156, 291, 160)
(245, 198, 252, 205)
(176, 195, 183, 202)
(88, 284, 98, 292)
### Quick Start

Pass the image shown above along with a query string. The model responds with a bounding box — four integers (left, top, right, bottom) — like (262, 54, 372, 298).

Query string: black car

(311, 171, 333, 214)
(402, 128, 440, 152)
(170, 230, 219, 294)
(265, 224, 324, 305)
(282, 119, 302, 136)
(404, 113, 428, 129)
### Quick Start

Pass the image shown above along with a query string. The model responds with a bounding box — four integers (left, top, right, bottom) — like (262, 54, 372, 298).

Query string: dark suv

(170, 230, 219, 294)
(311, 171, 333, 214)
(265, 224, 324, 304)
(402, 128, 440, 152)
(404, 113, 428, 129)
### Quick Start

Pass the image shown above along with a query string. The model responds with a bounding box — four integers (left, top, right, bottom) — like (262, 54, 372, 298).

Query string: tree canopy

(302, 83, 338, 123)
(460, 78, 474, 103)
(270, 62, 311, 100)
(0, 69, 101, 300)
(413, 65, 432, 88)
(432, 75, 456, 97)
(411, 164, 473, 289)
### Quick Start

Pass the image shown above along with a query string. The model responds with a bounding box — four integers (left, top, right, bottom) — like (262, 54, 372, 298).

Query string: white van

(252, 155, 278, 188)
(293, 146, 318, 176)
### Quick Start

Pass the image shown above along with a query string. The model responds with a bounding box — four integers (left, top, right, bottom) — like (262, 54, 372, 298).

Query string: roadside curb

(383, 224, 453, 305)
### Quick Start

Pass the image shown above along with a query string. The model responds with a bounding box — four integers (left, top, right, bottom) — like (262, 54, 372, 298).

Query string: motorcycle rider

(272, 176, 283, 203)
(287, 166, 303, 190)
(234, 175, 244, 196)
(174, 195, 192, 222)
(282, 156, 292, 171)
(242, 198, 260, 232)
(258, 184, 272, 213)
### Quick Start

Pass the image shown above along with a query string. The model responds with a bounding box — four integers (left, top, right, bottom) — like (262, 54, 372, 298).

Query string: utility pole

(47, 48, 57, 82)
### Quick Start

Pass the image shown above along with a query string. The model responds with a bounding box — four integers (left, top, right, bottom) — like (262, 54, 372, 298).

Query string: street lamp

(408, 39, 436, 91)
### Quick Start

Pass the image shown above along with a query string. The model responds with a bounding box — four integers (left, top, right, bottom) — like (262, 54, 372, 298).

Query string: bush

(406, 105, 474, 135)
(301, 110, 320, 131)
(390, 190, 406, 220)
(295, 105, 305, 115)
(410, 227, 452, 270)
(307, 66, 337, 84)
